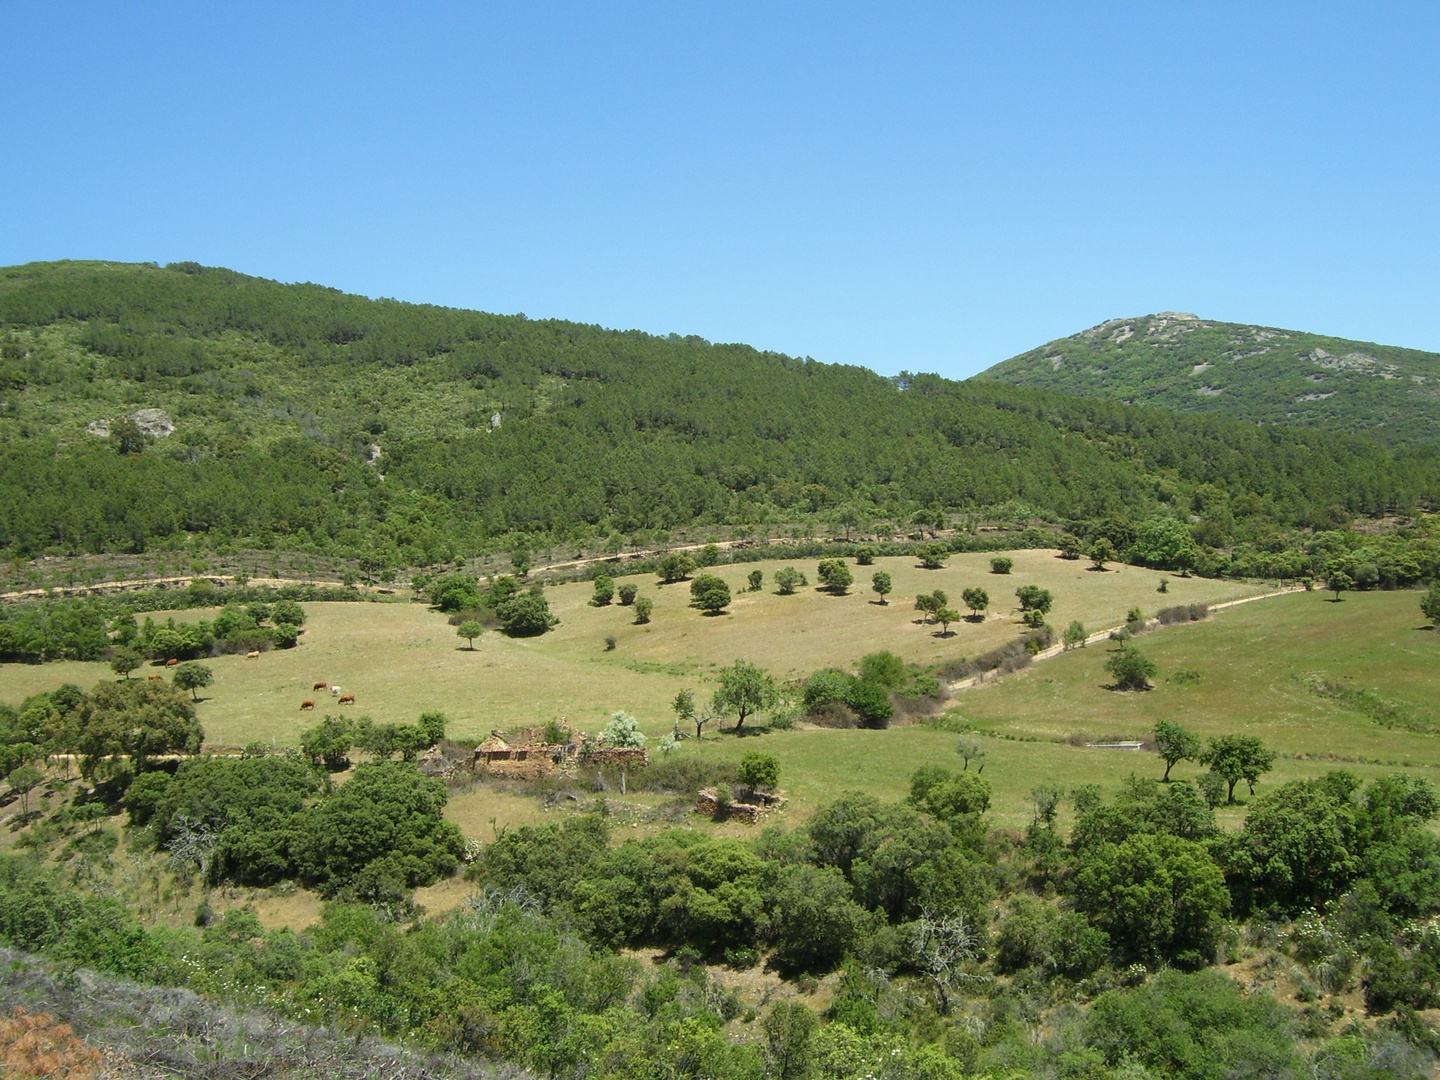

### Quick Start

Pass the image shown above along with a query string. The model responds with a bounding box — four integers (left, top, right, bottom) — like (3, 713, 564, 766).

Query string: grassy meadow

(3, 551, 1439, 884)
(0, 550, 1257, 749)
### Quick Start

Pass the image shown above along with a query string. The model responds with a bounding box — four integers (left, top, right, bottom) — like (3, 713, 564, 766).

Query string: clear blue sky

(3, 2, 1438, 378)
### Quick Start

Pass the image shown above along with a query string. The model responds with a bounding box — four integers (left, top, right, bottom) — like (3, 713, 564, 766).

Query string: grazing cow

(147, 673, 163, 680)
(338, 694, 356, 705)
(246, 651, 261, 660)
(300, 700, 316, 710)
(312, 681, 328, 691)
(165, 657, 179, 667)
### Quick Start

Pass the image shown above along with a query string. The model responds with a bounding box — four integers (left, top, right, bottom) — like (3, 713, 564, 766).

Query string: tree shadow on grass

(1101, 682, 1154, 692)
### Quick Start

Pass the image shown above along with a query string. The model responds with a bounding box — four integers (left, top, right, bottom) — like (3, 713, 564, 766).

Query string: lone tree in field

(817, 559, 853, 595)
(747, 569, 764, 592)
(110, 646, 143, 679)
(1104, 645, 1156, 691)
(955, 736, 986, 771)
(1089, 537, 1117, 570)
(1153, 719, 1202, 782)
(618, 582, 638, 605)
(917, 542, 951, 569)
(173, 661, 213, 702)
(1324, 556, 1356, 601)
(633, 595, 654, 623)
(871, 571, 892, 604)
(774, 566, 806, 595)
(712, 659, 778, 733)
(456, 620, 484, 649)
(1202, 734, 1276, 803)
(1422, 583, 1440, 630)
(961, 587, 988, 619)
(690, 573, 732, 614)
(990, 556, 1013, 575)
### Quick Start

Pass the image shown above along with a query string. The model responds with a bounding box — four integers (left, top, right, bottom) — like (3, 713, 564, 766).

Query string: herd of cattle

(301, 682, 355, 710)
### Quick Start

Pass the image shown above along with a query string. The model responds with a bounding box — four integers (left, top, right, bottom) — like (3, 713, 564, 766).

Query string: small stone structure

(695, 787, 787, 825)
(470, 724, 650, 779)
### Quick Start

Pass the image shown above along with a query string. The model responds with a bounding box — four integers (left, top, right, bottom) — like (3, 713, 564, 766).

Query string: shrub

(591, 576, 615, 606)
(498, 593, 558, 636)
(737, 752, 780, 790)
(633, 596, 653, 623)
(990, 556, 1013, 574)
(774, 566, 806, 594)
(689, 573, 731, 613)
(617, 582, 638, 605)
(1105, 645, 1157, 690)
(816, 559, 853, 594)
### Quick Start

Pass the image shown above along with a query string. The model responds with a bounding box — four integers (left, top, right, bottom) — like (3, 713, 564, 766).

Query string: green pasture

(955, 588, 1440, 767)
(0, 550, 1256, 749)
(2, 558, 1437, 834)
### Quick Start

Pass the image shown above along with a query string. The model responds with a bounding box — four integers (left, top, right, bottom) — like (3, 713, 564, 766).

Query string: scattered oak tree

(456, 620, 484, 649)
(172, 661, 213, 702)
(1201, 734, 1276, 803)
(774, 566, 806, 594)
(816, 559, 853, 594)
(871, 571, 892, 604)
(711, 660, 778, 734)
(109, 646, 143, 679)
(657, 553, 697, 583)
(917, 542, 951, 569)
(591, 576, 614, 606)
(961, 587, 988, 618)
(1105, 645, 1157, 691)
(690, 573, 732, 614)
(1153, 720, 1202, 782)
(990, 556, 1013, 575)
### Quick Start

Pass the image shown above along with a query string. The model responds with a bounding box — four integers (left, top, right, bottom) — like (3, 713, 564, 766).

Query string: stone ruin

(471, 723, 649, 779)
(695, 787, 787, 825)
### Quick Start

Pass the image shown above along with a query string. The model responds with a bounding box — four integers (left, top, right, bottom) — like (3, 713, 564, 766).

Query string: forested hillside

(1, 263, 1436, 569)
(977, 312, 1440, 447)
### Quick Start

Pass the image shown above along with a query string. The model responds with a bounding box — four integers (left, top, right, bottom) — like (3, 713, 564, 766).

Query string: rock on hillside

(975, 313, 1440, 447)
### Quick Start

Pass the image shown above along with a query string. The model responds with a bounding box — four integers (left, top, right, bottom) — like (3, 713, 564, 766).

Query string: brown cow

(300, 700, 316, 710)
(147, 673, 164, 680)
(246, 650, 261, 659)
(337, 694, 356, 705)
(312, 681, 328, 691)
(165, 658, 179, 667)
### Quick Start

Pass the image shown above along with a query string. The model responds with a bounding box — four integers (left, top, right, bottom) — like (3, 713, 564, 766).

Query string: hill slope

(0, 262, 1435, 565)
(975, 312, 1440, 447)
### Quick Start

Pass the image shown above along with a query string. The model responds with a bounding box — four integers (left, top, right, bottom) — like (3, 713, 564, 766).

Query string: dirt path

(947, 584, 1306, 693)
